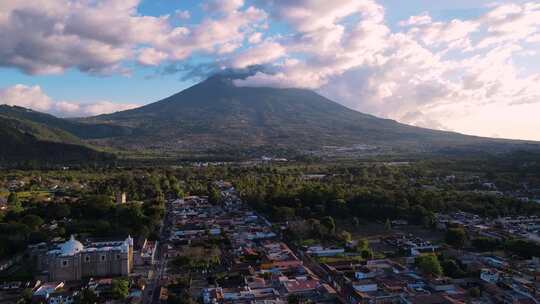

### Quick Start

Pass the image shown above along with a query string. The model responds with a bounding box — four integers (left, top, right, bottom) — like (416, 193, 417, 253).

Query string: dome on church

(60, 235, 83, 256)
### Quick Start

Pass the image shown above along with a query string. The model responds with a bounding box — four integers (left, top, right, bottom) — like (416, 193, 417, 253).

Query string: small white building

(352, 280, 378, 292)
(480, 268, 500, 284)
(306, 246, 345, 257)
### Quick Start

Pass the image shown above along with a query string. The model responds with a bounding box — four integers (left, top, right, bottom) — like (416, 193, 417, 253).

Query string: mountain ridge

(1, 73, 539, 162)
(81, 74, 536, 154)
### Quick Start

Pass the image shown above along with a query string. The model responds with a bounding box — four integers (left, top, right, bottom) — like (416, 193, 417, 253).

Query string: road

(143, 200, 172, 304)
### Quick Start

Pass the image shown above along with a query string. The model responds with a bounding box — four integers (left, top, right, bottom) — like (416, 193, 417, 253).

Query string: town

(2, 0, 540, 302)
(1, 173, 540, 304)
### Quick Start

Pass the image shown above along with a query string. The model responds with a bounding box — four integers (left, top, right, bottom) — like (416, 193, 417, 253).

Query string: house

(427, 277, 456, 292)
(355, 267, 380, 280)
(403, 294, 464, 304)
(48, 291, 78, 304)
(282, 277, 321, 295)
(480, 268, 499, 284)
(306, 246, 345, 257)
(32, 282, 65, 303)
(115, 192, 127, 204)
(483, 256, 508, 269)
(202, 287, 280, 304)
(352, 279, 378, 293)
(137, 239, 157, 265)
(0, 197, 7, 210)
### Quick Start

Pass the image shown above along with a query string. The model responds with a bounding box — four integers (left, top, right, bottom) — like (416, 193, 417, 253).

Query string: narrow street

(143, 200, 172, 304)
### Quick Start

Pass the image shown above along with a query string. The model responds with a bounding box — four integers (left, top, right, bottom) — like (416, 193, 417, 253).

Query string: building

(32, 282, 65, 303)
(136, 239, 157, 266)
(115, 192, 127, 204)
(0, 197, 7, 211)
(306, 246, 345, 257)
(45, 235, 133, 281)
(480, 268, 500, 284)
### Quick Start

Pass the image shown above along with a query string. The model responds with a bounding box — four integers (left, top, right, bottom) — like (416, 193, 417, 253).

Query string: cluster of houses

(4, 177, 540, 304)
(19, 276, 148, 304)
(315, 251, 540, 303)
(160, 184, 339, 303)
(299, 232, 540, 304)
(436, 212, 540, 245)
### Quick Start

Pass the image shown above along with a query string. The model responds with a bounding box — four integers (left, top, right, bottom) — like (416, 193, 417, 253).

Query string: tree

(472, 237, 500, 252)
(75, 288, 99, 304)
(21, 215, 44, 231)
(361, 249, 374, 260)
(356, 239, 369, 252)
(208, 186, 221, 205)
(7, 192, 22, 212)
(288, 294, 308, 304)
(352, 217, 360, 228)
(273, 206, 295, 221)
(52, 204, 71, 219)
(445, 228, 467, 248)
(442, 259, 465, 278)
(505, 239, 540, 258)
(170, 256, 194, 273)
(384, 218, 392, 231)
(17, 288, 33, 304)
(111, 278, 129, 300)
(468, 287, 481, 298)
(168, 293, 196, 304)
(416, 254, 443, 277)
(339, 230, 352, 243)
(321, 216, 336, 236)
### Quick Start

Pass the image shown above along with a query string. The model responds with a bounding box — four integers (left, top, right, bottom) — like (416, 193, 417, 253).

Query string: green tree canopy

(416, 254, 443, 277)
(7, 192, 22, 212)
(111, 278, 129, 300)
(445, 228, 467, 248)
(21, 214, 44, 231)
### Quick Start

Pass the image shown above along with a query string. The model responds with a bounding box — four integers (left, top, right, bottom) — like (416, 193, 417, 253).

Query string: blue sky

(0, 0, 539, 140)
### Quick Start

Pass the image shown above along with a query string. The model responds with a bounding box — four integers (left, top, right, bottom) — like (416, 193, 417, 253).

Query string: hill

(0, 105, 132, 139)
(0, 114, 82, 144)
(0, 119, 112, 165)
(81, 74, 538, 155)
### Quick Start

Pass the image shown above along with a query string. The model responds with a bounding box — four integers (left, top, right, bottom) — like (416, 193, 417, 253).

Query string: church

(45, 235, 133, 281)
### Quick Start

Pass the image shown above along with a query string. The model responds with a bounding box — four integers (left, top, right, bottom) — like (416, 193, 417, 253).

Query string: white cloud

(399, 13, 432, 27)
(77, 101, 140, 116)
(232, 1, 540, 140)
(138, 48, 169, 66)
(0, 84, 53, 112)
(175, 10, 191, 20)
(0, 0, 267, 73)
(248, 32, 263, 44)
(229, 41, 285, 68)
(0, 84, 140, 117)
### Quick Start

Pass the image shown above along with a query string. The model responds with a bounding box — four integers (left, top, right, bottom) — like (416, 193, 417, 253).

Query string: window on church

(85, 256, 90, 263)
(101, 255, 106, 261)
(62, 260, 68, 267)
(116, 254, 121, 260)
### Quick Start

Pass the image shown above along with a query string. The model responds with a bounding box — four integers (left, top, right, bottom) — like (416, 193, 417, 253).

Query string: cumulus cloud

(0, 0, 267, 73)
(233, 1, 540, 139)
(175, 10, 191, 20)
(0, 84, 140, 117)
(0, 84, 53, 112)
(229, 41, 285, 68)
